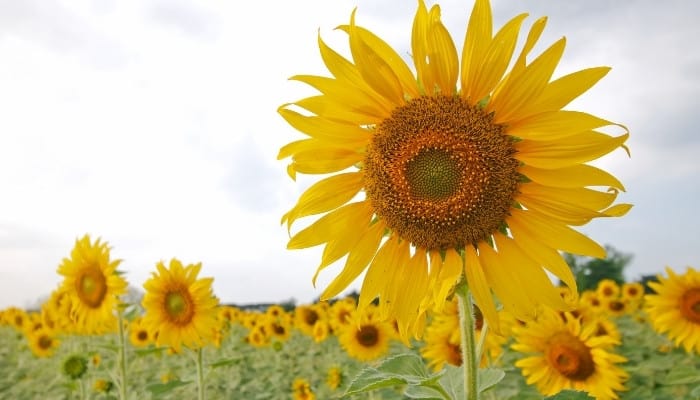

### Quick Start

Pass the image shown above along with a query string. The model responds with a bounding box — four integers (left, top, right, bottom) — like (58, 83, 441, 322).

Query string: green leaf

(662, 365, 700, 385)
(403, 385, 446, 400)
(478, 368, 505, 393)
(342, 368, 406, 397)
(209, 357, 244, 369)
(545, 390, 595, 399)
(146, 380, 192, 396)
(689, 385, 700, 397)
(376, 353, 433, 384)
(437, 365, 465, 400)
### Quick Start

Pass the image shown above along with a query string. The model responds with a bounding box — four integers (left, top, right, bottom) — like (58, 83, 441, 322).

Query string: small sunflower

(27, 328, 60, 358)
(294, 304, 325, 336)
(645, 266, 700, 353)
(596, 279, 620, 300)
(292, 378, 316, 400)
(279, 0, 630, 338)
(57, 235, 127, 334)
(128, 317, 153, 348)
(512, 310, 628, 399)
(602, 298, 629, 318)
(141, 259, 219, 352)
(338, 310, 393, 361)
(621, 282, 644, 303)
(326, 366, 343, 391)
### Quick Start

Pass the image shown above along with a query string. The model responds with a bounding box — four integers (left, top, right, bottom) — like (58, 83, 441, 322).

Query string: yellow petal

(394, 248, 430, 339)
(359, 235, 402, 310)
(519, 183, 618, 212)
(524, 67, 611, 115)
(411, 0, 436, 94)
(460, 0, 493, 95)
(287, 202, 369, 249)
(463, 13, 527, 103)
(291, 75, 390, 118)
(284, 172, 364, 229)
(511, 16, 547, 76)
(426, 5, 458, 95)
(488, 37, 566, 124)
(507, 110, 620, 141)
(478, 241, 534, 319)
(435, 248, 463, 309)
(294, 96, 381, 125)
(464, 246, 499, 332)
(494, 234, 569, 311)
(335, 25, 419, 99)
(321, 221, 386, 300)
(515, 131, 629, 169)
(519, 164, 625, 191)
(508, 208, 606, 258)
(278, 107, 371, 143)
(289, 147, 363, 175)
(347, 9, 405, 106)
(508, 225, 577, 293)
(317, 32, 365, 87)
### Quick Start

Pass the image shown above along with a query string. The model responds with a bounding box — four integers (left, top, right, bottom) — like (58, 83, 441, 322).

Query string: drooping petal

(464, 245, 499, 331)
(283, 172, 365, 229)
(411, 0, 436, 94)
(278, 107, 371, 143)
(288, 202, 370, 249)
(287, 146, 364, 176)
(291, 75, 391, 117)
(320, 221, 386, 300)
(515, 131, 629, 169)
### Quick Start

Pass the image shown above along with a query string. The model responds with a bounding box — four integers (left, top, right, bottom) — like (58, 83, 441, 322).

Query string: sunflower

(326, 366, 343, 390)
(337, 311, 393, 361)
(292, 378, 316, 400)
(294, 304, 325, 336)
(141, 259, 219, 352)
(512, 310, 628, 399)
(57, 235, 127, 334)
(602, 298, 629, 318)
(279, 0, 630, 338)
(621, 282, 644, 303)
(645, 266, 700, 353)
(27, 328, 60, 358)
(128, 317, 153, 348)
(596, 279, 620, 300)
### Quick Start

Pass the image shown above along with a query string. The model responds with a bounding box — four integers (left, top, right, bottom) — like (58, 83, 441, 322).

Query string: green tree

(562, 245, 632, 292)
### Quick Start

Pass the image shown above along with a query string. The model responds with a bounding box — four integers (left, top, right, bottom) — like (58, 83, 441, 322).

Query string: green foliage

(563, 245, 632, 291)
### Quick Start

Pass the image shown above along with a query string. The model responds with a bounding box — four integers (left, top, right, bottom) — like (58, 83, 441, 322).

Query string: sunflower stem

(196, 347, 205, 400)
(456, 282, 479, 400)
(117, 307, 128, 400)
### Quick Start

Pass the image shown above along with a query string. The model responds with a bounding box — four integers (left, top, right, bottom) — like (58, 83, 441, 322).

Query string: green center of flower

(77, 266, 108, 308)
(364, 95, 519, 250)
(680, 288, 700, 324)
(546, 332, 595, 381)
(356, 325, 379, 347)
(164, 289, 194, 325)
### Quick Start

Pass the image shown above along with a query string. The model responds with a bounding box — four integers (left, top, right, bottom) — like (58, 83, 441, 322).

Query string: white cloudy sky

(0, 0, 698, 309)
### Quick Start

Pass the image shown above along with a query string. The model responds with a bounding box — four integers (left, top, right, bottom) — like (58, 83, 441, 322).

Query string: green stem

(117, 308, 128, 400)
(196, 347, 205, 400)
(475, 320, 489, 364)
(456, 282, 479, 400)
(79, 378, 86, 400)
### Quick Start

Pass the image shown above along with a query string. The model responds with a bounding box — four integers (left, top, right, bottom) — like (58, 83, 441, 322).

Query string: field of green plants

(2, 289, 700, 400)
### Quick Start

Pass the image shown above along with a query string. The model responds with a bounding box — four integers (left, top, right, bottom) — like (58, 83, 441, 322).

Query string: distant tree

(639, 274, 661, 294)
(562, 245, 632, 292)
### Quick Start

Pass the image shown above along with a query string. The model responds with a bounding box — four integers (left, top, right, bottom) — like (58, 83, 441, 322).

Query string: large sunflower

(57, 235, 127, 334)
(645, 266, 700, 354)
(141, 259, 219, 352)
(511, 310, 628, 399)
(279, 0, 630, 338)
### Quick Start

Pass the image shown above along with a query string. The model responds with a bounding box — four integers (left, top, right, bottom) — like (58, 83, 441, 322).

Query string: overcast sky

(1, 0, 698, 309)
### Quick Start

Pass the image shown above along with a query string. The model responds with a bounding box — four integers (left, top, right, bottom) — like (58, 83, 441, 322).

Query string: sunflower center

(304, 309, 319, 326)
(546, 332, 595, 381)
(137, 330, 148, 341)
(608, 300, 625, 312)
(364, 95, 519, 250)
(77, 267, 108, 308)
(356, 325, 379, 347)
(38, 334, 53, 350)
(680, 288, 700, 324)
(164, 289, 194, 325)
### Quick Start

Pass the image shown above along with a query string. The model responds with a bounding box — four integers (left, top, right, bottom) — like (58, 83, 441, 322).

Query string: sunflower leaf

(478, 368, 505, 392)
(661, 365, 700, 385)
(146, 380, 192, 397)
(545, 390, 595, 399)
(403, 385, 447, 399)
(342, 367, 405, 397)
(436, 365, 465, 399)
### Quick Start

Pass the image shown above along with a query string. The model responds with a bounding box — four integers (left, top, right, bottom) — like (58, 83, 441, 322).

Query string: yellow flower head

(279, 0, 630, 340)
(645, 266, 700, 354)
(337, 310, 393, 362)
(141, 259, 219, 352)
(326, 366, 343, 391)
(57, 235, 127, 335)
(292, 378, 316, 400)
(596, 279, 621, 300)
(27, 328, 60, 358)
(621, 282, 645, 302)
(128, 317, 153, 348)
(512, 310, 628, 399)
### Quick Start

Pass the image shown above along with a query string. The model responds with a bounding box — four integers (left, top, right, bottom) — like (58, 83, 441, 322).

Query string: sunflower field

(2, 255, 700, 399)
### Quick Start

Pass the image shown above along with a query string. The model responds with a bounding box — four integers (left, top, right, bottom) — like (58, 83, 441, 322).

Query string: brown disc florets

(364, 95, 519, 250)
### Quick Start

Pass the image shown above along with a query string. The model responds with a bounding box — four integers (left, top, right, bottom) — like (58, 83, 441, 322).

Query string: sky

(0, 0, 698, 309)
